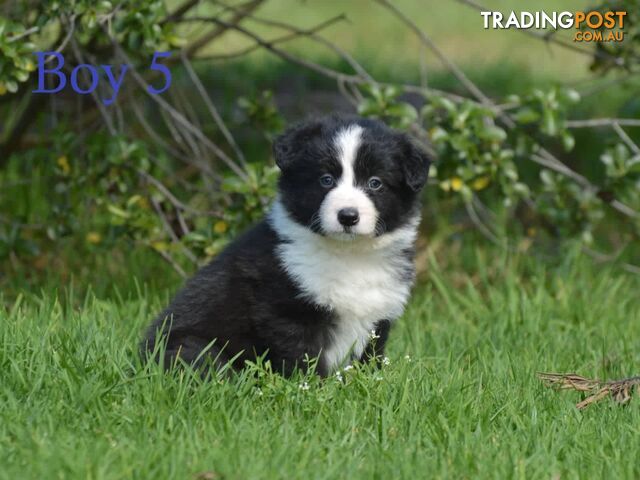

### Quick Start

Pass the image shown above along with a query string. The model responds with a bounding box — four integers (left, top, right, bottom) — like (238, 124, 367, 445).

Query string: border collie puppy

(142, 114, 430, 377)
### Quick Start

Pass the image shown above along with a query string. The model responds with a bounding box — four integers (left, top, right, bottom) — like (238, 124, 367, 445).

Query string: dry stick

(583, 246, 640, 275)
(154, 248, 187, 279)
(150, 196, 199, 265)
(45, 15, 77, 64)
(130, 100, 185, 161)
(168, 84, 208, 164)
(613, 122, 640, 155)
(161, 0, 201, 25)
(155, 101, 222, 200)
(196, 14, 346, 62)
(465, 201, 503, 246)
(138, 169, 223, 217)
(538, 372, 640, 409)
(68, 36, 116, 135)
(567, 118, 640, 128)
(183, 0, 265, 58)
(455, 0, 627, 68)
(180, 53, 248, 168)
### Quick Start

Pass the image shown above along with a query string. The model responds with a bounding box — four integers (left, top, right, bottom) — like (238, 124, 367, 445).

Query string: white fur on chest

(270, 202, 417, 372)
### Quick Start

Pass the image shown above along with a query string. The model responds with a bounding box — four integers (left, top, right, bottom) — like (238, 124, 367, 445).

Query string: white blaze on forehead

(319, 124, 379, 237)
(334, 125, 363, 183)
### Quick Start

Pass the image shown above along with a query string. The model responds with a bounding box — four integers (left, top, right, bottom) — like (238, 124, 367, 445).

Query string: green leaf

(481, 126, 507, 143)
(514, 107, 540, 124)
(542, 109, 558, 136)
(561, 131, 575, 152)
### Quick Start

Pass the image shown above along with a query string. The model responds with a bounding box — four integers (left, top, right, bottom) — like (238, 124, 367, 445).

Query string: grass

(1, 248, 639, 479)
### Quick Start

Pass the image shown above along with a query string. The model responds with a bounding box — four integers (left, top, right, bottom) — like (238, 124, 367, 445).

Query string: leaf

(107, 204, 130, 219)
(472, 176, 490, 191)
(561, 131, 575, 152)
(428, 126, 448, 143)
(450, 177, 463, 192)
(514, 107, 540, 124)
(542, 109, 558, 136)
(357, 98, 380, 117)
(481, 126, 507, 143)
(5, 79, 18, 93)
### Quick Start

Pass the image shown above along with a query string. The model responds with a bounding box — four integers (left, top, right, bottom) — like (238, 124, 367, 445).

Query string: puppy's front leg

(359, 319, 391, 365)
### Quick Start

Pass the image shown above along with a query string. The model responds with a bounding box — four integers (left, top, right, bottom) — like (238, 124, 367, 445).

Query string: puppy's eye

(368, 177, 383, 190)
(319, 174, 335, 188)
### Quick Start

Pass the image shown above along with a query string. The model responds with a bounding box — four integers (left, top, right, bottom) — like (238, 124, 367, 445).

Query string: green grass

(2, 249, 639, 479)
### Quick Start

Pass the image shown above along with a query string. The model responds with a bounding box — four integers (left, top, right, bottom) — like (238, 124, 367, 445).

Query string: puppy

(142, 114, 430, 377)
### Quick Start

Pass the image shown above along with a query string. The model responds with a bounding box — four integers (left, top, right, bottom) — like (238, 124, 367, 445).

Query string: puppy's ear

(401, 135, 431, 192)
(272, 120, 322, 171)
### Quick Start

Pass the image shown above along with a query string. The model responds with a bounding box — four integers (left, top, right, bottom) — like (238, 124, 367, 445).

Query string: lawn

(1, 248, 639, 479)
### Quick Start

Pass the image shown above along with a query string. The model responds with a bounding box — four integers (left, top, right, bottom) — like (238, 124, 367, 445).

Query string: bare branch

(138, 170, 223, 217)
(613, 122, 640, 156)
(182, 0, 265, 58)
(150, 196, 199, 265)
(181, 53, 248, 168)
(153, 248, 187, 278)
(195, 14, 346, 62)
(566, 118, 640, 128)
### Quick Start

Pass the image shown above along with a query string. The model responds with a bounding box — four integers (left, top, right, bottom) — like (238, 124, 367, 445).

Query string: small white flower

(368, 329, 380, 340)
(404, 355, 412, 362)
(343, 365, 354, 372)
(254, 388, 263, 396)
(299, 382, 310, 391)
(335, 372, 343, 382)
(375, 375, 383, 381)
(382, 357, 390, 366)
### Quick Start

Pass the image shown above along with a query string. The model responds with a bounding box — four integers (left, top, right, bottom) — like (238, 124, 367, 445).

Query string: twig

(6, 26, 39, 42)
(613, 122, 640, 156)
(68, 36, 116, 135)
(465, 200, 505, 247)
(150, 196, 199, 265)
(181, 53, 248, 168)
(161, 0, 201, 25)
(566, 118, 640, 128)
(195, 14, 346, 62)
(182, 0, 265, 58)
(582, 246, 640, 276)
(153, 248, 187, 278)
(538, 372, 640, 409)
(138, 169, 223, 217)
(44, 15, 77, 64)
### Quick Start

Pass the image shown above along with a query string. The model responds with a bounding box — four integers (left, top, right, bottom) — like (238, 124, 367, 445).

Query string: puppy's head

(273, 115, 430, 240)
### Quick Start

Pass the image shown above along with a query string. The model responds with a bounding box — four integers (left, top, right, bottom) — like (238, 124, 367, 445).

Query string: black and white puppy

(143, 114, 430, 377)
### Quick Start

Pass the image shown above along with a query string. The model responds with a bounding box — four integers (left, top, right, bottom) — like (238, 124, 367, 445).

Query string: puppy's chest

(277, 240, 413, 369)
(278, 241, 412, 318)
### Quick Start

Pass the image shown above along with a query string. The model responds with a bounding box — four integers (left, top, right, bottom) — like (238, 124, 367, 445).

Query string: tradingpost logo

(481, 10, 627, 42)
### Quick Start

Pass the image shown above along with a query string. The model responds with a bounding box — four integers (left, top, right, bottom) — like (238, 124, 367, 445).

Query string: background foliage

(0, 0, 639, 293)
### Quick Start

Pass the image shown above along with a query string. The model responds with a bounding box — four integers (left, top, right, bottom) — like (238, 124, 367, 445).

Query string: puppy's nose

(337, 208, 359, 227)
